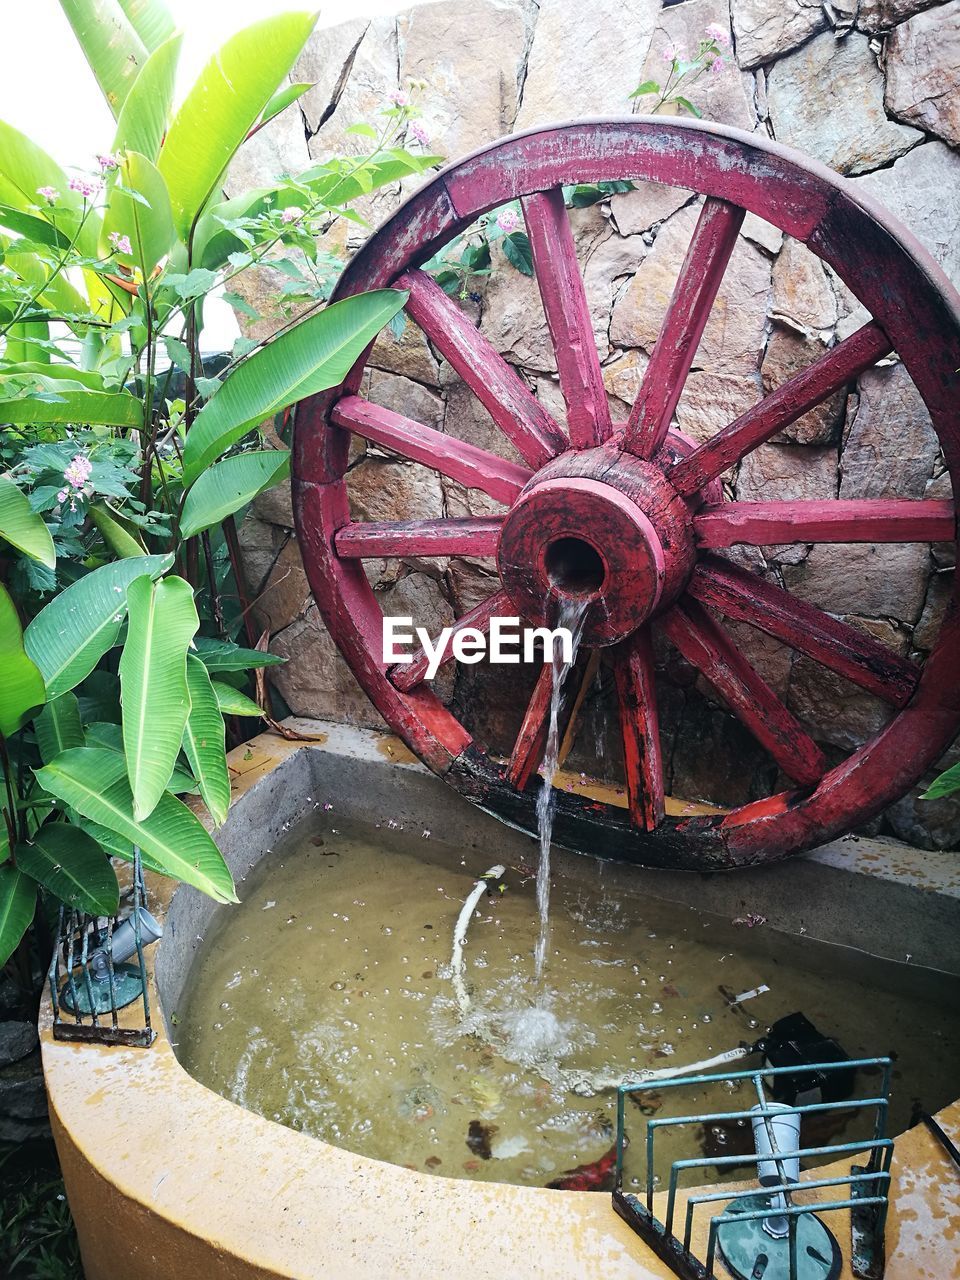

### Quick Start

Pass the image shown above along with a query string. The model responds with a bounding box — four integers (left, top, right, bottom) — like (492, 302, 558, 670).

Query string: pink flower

(408, 120, 430, 146)
(710, 54, 725, 75)
(388, 89, 410, 108)
(97, 153, 121, 172)
(706, 22, 732, 49)
(68, 175, 103, 201)
(662, 42, 685, 63)
(63, 454, 93, 491)
(37, 186, 60, 203)
(57, 488, 69, 504)
(280, 206, 304, 225)
(496, 207, 520, 233)
(108, 231, 132, 255)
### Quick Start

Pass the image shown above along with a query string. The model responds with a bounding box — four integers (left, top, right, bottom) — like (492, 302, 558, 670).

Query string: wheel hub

(496, 445, 696, 645)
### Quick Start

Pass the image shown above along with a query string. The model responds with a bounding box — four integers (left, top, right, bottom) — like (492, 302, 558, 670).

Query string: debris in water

(732, 912, 767, 928)
(490, 1133, 529, 1160)
(546, 1140, 622, 1192)
(425, 1156, 442, 1169)
(724, 983, 770, 1006)
(467, 1119, 498, 1159)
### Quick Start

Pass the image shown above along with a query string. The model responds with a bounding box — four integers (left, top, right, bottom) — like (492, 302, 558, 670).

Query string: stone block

(766, 31, 922, 175)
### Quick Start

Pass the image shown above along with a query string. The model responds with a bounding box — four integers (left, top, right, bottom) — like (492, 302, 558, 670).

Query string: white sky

(0, 2, 420, 351)
(0, 1, 419, 165)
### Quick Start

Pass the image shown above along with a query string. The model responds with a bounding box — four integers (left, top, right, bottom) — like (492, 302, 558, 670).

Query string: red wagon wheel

(293, 118, 960, 871)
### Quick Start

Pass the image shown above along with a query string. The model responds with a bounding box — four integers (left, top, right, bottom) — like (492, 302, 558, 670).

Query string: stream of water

(534, 597, 589, 981)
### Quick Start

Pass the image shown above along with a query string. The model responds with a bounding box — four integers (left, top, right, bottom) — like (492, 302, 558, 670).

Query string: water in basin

(175, 813, 960, 1190)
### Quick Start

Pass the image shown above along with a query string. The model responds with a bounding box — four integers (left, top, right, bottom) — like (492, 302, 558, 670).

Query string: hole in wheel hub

(544, 536, 606, 596)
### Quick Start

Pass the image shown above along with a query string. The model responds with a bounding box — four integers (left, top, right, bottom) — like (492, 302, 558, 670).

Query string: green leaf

(0, 390, 142, 427)
(24, 554, 172, 698)
(158, 12, 318, 242)
(0, 474, 55, 567)
(0, 866, 35, 967)
(16, 824, 119, 916)
(0, 584, 45, 737)
(117, 0, 176, 52)
(119, 575, 199, 821)
(211, 682, 262, 717)
(673, 96, 703, 119)
(35, 693, 84, 764)
(921, 762, 960, 800)
(182, 289, 405, 483)
(258, 82, 314, 129)
(0, 120, 96, 257)
(57, 0, 149, 119)
(0, 203, 71, 249)
(182, 655, 230, 826)
(113, 32, 182, 162)
(502, 231, 534, 276)
(35, 748, 237, 904)
(192, 636, 285, 672)
(180, 449, 290, 538)
(102, 151, 175, 276)
(629, 80, 660, 98)
(89, 503, 147, 557)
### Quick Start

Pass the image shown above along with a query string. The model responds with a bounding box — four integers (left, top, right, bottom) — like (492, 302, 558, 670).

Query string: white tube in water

(451, 865, 505, 1016)
(568, 1043, 754, 1095)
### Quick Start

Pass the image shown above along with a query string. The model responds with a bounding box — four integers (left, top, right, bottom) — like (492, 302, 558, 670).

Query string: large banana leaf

(102, 151, 175, 276)
(117, 0, 175, 51)
(36, 748, 237, 903)
(182, 290, 405, 483)
(112, 33, 182, 162)
(182, 655, 230, 826)
(158, 12, 317, 243)
(0, 473, 55, 567)
(0, 584, 45, 737)
(119, 575, 198, 821)
(24, 554, 172, 698)
(57, 0, 148, 119)
(16, 824, 119, 916)
(0, 389, 142, 427)
(180, 449, 290, 538)
(0, 866, 35, 967)
(0, 120, 96, 256)
(35, 693, 84, 764)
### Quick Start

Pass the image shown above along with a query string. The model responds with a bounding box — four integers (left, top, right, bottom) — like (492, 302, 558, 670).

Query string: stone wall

(233, 0, 960, 848)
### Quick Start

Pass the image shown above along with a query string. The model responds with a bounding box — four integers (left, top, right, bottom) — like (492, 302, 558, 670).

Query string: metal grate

(612, 1057, 892, 1280)
(47, 848, 156, 1048)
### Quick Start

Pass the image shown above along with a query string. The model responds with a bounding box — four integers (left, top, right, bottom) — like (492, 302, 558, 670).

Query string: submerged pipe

(451, 865, 506, 1016)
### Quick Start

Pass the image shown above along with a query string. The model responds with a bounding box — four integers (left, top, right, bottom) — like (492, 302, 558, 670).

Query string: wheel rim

(292, 117, 960, 871)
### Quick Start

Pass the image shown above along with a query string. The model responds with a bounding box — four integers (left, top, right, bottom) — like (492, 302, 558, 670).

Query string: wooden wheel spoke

(391, 588, 512, 692)
(336, 517, 502, 560)
(661, 601, 827, 787)
(689, 558, 920, 706)
(521, 187, 611, 448)
(624, 197, 745, 458)
(395, 268, 566, 468)
(332, 395, 532, 505)
(670, 321, 893, 496)
(507, 663, 556, 791)
(613, 631, 664, 830)
(694, 499, 956, 548)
